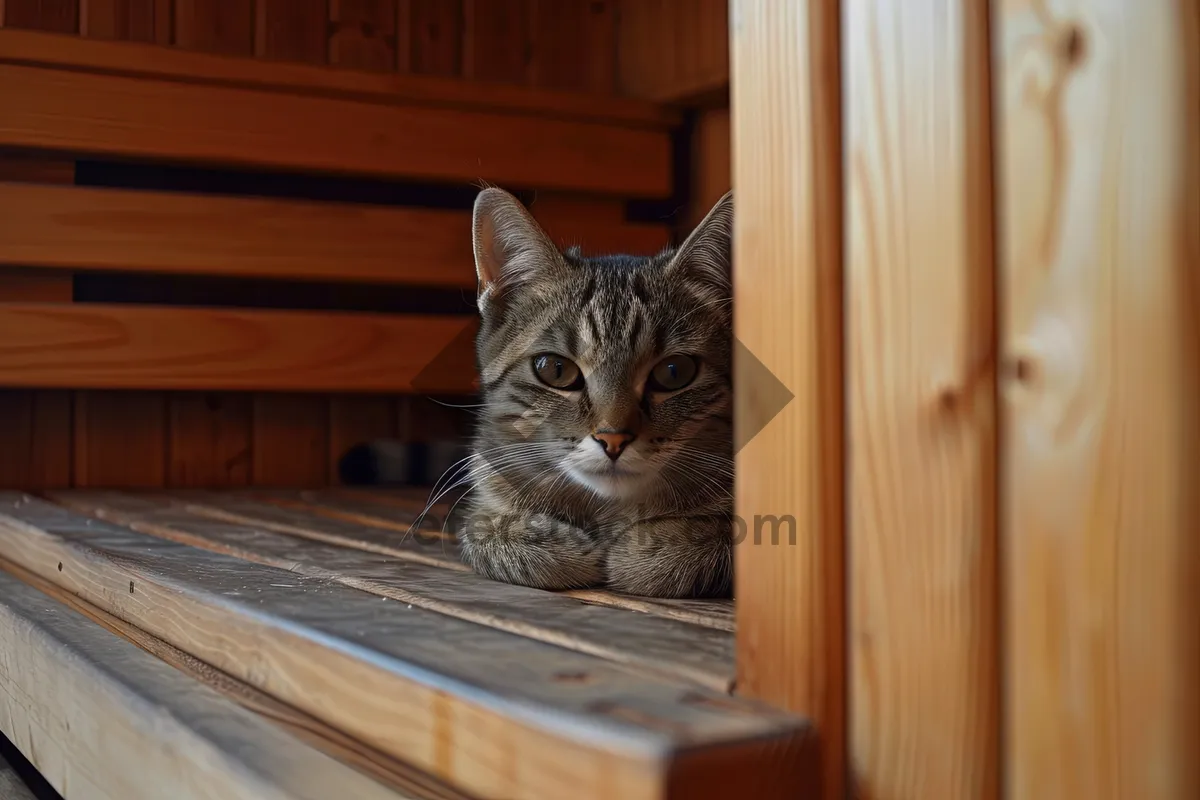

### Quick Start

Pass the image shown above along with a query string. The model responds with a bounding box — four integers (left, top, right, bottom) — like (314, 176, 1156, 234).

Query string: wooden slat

(529, 193, 671, 255)
(79, 0, 172, 43)
(256, 0, 327, 64)
(0, 304, 478, 393)
(329, 0, 399, 72)
(174, 0, 254, 56)
(168, 393, 253, 488)
(0, 558, 407, 800)
(0, 27, 678, 130)
(73, 390, 166, 488)
(2, 557, 470, 800)
(2, 0, 78, 32)
(529, 0, 616, 94)
(461, 0, 530, 84)
(688, 106, 731, 228)
(328, 396, 398, 484)
(409, 0, 462, 77)
(0, 390, 71, 490)
(0, 494, 815, 800)
(730, 2, 845, 800)
(0, 268, 72, 301)
(845, 0, 998, 797)
(996, 0, 1200, 797)
(251, 395, 329, 488)
(616, 0, 728, 103)
(51, 490, 738, 692)
(0, 183, 477, 287)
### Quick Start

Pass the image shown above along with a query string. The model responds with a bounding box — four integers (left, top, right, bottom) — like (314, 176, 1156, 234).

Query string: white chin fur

(565, 465, 648, 499)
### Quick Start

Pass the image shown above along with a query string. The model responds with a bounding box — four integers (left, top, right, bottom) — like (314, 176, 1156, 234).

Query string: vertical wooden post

(996, 0, 1200, 797)
(843, 0, 999, 797)
(730, 2, 845, 799)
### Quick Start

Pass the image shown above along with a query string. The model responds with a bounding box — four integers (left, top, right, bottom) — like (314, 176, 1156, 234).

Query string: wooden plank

(0, 559, 407, 800)
(409, 0, 462, 77)
(529, 193, 671, 255)
(168, 393, 253, 488)
(79, 0, 172, 43)
(73, 391, 166, 488)
(529, 0, 616, 94)
(2, 0, 77, 32)
(0, 183, 477, 287)
(0, 268, 72, 301)
(0, 557, 470, 800)
(616, 0, 728, 103)
(0, 390, 71, 490)
(0, 304, 479, 393)
(51, 490, 738, 692)
(461, 0, 530, 84)
(0, 27, 678, 129)
(688, 106, 731, 228)
(0, 150, 75, 184)
(0, 61, 671, 197)
(996, 0, 1200, 797)
(730, 2, 845, 800)
(256, 0, 327, 64)
(0, 493, 816, 800)
(329, 0, 399, 72)
(251, 395, 329, 488)
(174, 0, 254, 56)
(563, 590, 735, 634)
(844, 0, 998, 797)
(328, 396, 398, 484)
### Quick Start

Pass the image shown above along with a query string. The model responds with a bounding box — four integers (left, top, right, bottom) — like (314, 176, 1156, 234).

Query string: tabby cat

(456, 187, 734, 599)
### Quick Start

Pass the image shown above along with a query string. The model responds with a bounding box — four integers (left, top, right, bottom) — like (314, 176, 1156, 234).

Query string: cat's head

(469, 188, 733, 505)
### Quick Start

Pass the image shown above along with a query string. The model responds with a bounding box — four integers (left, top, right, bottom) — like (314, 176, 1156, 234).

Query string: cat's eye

(647, 355, 699, 392)
(532, 353, 584, 390)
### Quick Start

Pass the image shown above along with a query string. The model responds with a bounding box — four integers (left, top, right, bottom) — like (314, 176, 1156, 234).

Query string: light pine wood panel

(0, 63, 673, 197)
(844, 0, 998, 797)
(730, 2, 845, 799)
(0, 304, 478, 393)
(0, 183, 477, 287)
(50, 490, 738, 692)
(0, 561, 407, 800)
(996, 0, 1200, 797)
(0, 494, 816, 800)
(0, 27, 678, 128)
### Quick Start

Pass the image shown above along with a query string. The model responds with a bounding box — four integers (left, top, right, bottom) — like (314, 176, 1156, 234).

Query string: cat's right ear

(471, 188, 560, 312)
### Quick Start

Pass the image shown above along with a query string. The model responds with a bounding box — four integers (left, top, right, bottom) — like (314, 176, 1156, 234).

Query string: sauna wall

(0, 0, 721, 490)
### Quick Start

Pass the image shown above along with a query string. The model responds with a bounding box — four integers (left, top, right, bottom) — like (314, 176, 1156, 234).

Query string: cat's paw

(458, 510, 606, 590)
(605, 516, 732, 598)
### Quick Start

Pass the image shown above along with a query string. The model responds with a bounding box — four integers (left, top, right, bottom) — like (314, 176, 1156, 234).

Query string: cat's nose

(591, 430, 636, 461)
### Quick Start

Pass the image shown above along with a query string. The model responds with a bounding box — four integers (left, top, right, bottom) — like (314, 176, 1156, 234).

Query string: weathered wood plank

(844, 0, 999, 797)
(0, 493, 814, 800)
(730, 2, 845, 800)
(49, 490, 737, 692)
(0, 557, 407, 800)
(0, 183, 476, 287)
(996, 0, 1200, 797)
(0, 49, 673, 196)
(0, 305, 477, 393)
(0, 28, 678, 129)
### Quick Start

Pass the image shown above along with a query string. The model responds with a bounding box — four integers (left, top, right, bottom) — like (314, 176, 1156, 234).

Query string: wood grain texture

(529, 0, 616, 94)
(329, 0, 399, 72)
(79, 0, 172, 43)
(616, 0, 728, 102)
(256, 0, 327, 64)
(174, 0, 254, 56)
(0, 27, 678, 129)
(0, 559, 407, 800)
(0, 494, 815, 800)
(0, 390, 71, 490)
(0, 63, 672, 197)
(730, 2, 845, 799)
(328, 396, 398, 483)
(0, 183, 477, 287)
(1, 0, 77, 32)
(529, 193, 671, 255)
(996, 0, 1200, 797)
(409, 0, 462, 77)
(73, 390, 166, 488)
(0, 304, 478, 393)
(844, 1, 998, 797)
(49, 490, 738, 692)
(461, 0, 530, 84)
(0, 268, 72, 301)
(0, 150, 75, 184)
(688, 106, 731, 228)
(0, 557, 470, 800)
(168, 393, 252, 488)
(251, 395, 329, 488)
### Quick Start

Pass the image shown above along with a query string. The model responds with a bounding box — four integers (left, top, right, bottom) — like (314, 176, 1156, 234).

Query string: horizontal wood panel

(0, 562, 405, 800)
(0, 183, 477, 287)
(0, 304, 478, 393)
(0, 494, 815, 800)
(0, 27, 678, 128)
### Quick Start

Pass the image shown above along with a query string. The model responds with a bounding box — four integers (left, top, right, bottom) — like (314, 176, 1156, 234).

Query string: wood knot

(1004, 356, 1039, 386)
(1059, 24, 1086, 66)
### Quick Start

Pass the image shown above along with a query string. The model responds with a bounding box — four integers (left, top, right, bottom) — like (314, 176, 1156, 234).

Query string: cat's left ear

(666, 190, 732, 296)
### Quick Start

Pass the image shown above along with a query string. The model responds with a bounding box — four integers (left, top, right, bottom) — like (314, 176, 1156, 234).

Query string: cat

(455, 187, 735, 599)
